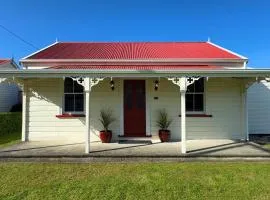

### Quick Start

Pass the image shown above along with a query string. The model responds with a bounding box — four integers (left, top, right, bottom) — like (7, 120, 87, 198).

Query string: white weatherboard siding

(0, 62, 20, 112)
(149, 78, 243, 140)
(248, 81, 270, 134)
(27, 78, 85, 142)
(26, 77, 244, 142)
(0, 79, 19, 112)
(27, 78, 121, 142)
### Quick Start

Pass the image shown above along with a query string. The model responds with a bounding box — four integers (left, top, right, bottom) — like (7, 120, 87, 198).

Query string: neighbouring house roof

(0, 59, 11, 65)
(22, 41, 247, 60)
(0, 59, 19, 69)
(47, 64, 223, 70)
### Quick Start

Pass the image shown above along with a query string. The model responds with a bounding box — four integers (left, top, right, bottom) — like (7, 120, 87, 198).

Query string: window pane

(75, 94, 84, 112)
(194, 94, 204, 111)
(186, 94, 193, 111)
(74, 81, 84, 93)
(65, 94, 74, 112)
(64, 78, 74, 93)
(136, 82, 145, 109)
(187, 83, 195, 93)
(195, 78, 204, 92)
(125, 82, 133, 109)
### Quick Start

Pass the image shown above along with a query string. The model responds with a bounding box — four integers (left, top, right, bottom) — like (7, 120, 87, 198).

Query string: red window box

(178, 114, 212, 117)
(56, 114, 86, 118)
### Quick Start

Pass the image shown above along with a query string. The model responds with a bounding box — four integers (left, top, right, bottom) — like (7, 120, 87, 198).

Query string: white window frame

(63, 78, 85, 114)
(186, 78, 205, 114)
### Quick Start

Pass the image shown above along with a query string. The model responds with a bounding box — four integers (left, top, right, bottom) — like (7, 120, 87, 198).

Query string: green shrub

(0, 112, 22, 136)
(156, 109, 173, 130)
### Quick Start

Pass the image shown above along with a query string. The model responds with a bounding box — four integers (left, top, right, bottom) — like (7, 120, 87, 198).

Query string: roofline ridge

(20, 41, 59, 62)
(207, 41, 248, 60)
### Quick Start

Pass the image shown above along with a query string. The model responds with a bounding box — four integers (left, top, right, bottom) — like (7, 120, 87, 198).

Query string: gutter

(1, 69, 270, 78)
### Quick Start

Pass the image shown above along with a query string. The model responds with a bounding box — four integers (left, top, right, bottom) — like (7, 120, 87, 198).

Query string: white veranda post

(168, 76, 200, 154)
(84, 78, 91, 154)
(180, 78, 187, 154)
(71, 77, 104, 154)
(22, 79, 28, 142)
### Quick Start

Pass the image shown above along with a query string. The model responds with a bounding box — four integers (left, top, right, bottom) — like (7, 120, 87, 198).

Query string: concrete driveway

(0, 139, 269, 158)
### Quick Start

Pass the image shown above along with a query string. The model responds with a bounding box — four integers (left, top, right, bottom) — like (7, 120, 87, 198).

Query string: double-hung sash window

(64, 78, 84, 113)
(186, 78, 204, 112)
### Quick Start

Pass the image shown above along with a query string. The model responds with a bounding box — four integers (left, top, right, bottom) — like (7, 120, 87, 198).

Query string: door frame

(120, 78, 150, 137)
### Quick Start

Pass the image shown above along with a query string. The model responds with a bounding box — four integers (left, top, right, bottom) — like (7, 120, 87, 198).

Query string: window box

(178, 114, 212, 117)
(56, 114, 85, 118)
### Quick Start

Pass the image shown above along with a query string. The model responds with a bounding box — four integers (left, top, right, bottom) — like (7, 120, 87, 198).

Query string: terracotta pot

(159, 130, 170, 142)
(99, 130, 112, 143)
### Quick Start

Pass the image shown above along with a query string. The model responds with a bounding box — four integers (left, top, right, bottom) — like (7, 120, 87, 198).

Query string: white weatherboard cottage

(0, 59, 20, 112)
(1, 41, 270, 154)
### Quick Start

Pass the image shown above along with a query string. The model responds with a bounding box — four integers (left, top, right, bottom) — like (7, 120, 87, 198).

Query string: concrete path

(0, 140, 269, 159)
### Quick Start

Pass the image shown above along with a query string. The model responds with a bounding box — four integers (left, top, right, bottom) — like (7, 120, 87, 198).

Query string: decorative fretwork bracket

(167, 77, 182, 87)
(70, 76, 105, 90)
(168, 76, 201, 91)
(71, 76, 85, 87)
(89, 77, 104, 88)
(185, 76, 201, 87)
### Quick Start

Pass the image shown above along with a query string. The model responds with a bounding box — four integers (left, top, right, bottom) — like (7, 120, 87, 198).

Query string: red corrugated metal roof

(48, 65, 223, 70)
(0, 59, 10, 65)
(26, 42, 243, 60)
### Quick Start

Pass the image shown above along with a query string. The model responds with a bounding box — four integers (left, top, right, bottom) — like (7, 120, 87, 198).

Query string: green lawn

(264, 144, 270, 150)
(0, 162, 269, 200)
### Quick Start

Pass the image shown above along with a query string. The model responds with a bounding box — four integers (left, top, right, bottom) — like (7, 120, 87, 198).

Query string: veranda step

(117, 135, 161, 143)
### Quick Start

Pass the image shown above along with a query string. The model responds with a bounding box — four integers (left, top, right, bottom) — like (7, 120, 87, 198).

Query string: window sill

(56, 114, 86, 118)
(178, 114, 212, 117)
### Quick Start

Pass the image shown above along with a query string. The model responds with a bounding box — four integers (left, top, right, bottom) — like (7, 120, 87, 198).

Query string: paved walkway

(0, 140, 269, 158)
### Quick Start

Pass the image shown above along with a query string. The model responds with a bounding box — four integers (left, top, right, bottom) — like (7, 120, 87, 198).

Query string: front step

(117, 136, 161, 143)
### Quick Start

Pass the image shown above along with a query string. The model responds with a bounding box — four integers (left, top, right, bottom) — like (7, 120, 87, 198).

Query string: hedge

(0, 112, 22, 136)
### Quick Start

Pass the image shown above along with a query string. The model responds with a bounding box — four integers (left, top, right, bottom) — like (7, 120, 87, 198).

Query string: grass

(0, 162, 269, 200)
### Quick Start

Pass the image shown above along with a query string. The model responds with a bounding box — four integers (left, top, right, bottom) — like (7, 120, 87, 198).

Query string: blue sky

(0, 0, 269, 67)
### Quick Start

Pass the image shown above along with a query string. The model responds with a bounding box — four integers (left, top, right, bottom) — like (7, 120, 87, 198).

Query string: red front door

(124, 80, 146, 137)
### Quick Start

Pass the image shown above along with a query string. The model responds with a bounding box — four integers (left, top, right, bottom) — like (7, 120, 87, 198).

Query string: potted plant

(99, 108, 116, 143)
(156, 109, 173, 142)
